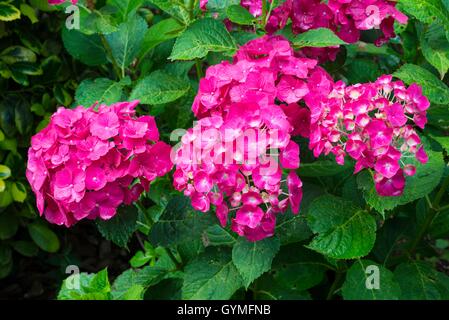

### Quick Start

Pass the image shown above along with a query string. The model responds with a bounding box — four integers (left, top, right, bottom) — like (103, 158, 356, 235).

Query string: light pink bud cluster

(26, 101, 173, 227)
(306, 75, 430, 196)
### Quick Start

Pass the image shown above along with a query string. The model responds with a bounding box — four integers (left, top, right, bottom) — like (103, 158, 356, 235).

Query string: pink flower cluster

(26, 101, 173, 227)
(176, 36, 310, 241)
(306, 75, 430, 196)
(202, 0, 408, 62)
(269, 0, 408, 61)
(173, 111, 303, 242)
(193, 35, 316, 125)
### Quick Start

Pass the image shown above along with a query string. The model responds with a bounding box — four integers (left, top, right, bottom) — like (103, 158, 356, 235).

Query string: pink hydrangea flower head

(26, 101, 173, 227)
(306, 74, 430, 197)
(233, 0, 407, 62)
(175, 37, 309, 241)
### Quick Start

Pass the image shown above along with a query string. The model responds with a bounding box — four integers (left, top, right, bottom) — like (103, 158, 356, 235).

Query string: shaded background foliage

(0, 0, 449, 300)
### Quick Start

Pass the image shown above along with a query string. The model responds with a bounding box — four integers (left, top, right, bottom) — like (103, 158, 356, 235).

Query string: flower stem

(195, 59, 203, 79)
(100, 35, 122, 80)
(434, 175, 449, 209)
(164, 248, 182, 270)
(261, 0, 268, 27)
(408, 175, 449, 255)
(326, 271, 344, 300)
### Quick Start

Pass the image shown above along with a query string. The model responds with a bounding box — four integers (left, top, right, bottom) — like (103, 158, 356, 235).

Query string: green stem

(434, 175, 449, 209)
(100, 35, 122, 80)
(408, 207, 438, 255)
(263, 0, 276, 27)
(165, 248, 182, 270)
(438, 204, 449, 212)
(407, 177, 449, 255)
(326, 272, 343, 300)
(261, 0, 268, 27)
(188, 0, 195, 20)
(195, 59, 203, 79)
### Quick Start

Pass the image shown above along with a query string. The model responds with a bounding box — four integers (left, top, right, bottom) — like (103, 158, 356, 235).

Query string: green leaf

(107, 0, 145, 22)
(428, 104, 449, 130)
(342, 260, 401, 300)
(0, 2, 20, 21)
(345, 59, 382, 84)
(75, 78, 125, 107)
(144, 278, 183, 299)
(20, 4, 38, 24)
(0, 183, 13, 207)
(14, 98, 33, 135)
(297, 160, 352, 177)
(254, 274, 311, 300)
(397, 0, 449, 25)
(130, 70, 190, 105)
(430, 209, 449, 238)
(11, 241, 39, 257)
(147, 0, 191, 25)
(53, 85, 72, 107)
(111, 255, 178, 299)
(0, 164, 10, 179)
(226, 5, 255, 25)
(58, 269, 111, 300)
(275, 183, 322, 245)
(431, 135, 449, 150)
(393, 63, 449, 104)
(169, 18, 237, 61)
(62, 27, 108, 66)
(121, 285, 144, 300)
(96, 205, 138, 248)
(306, 195, 377, 259)
(271, 244, 329, 291)
(357, 144, 445, 215)
(10, 62, 43, 76)
(130, 251, 152, 268)
(78, 8, 119, 35)
(0, 213, 18, 240)
(150, 195, 214, 246)
(202, 225, 236, 247)
(418, 22, 449, 79)
(232, 237, 280, 288)
(182, 247, 243, 299)
(29, 0, 54, 12)
(287, 27, 347, 48)
(0, 244, 12, 279)
(0, 46, 36, 64)
(11, 182, 26, 202)
(394, 261, 449, 299)
(372, 217, 410, 264)
(275, 210, 313, 245)
(105, 15, 148, 72)
(140, 18, 185, 60)
(164, 61, 196, 79)
(0, 243, 12, 266)
(28, 222, 60, 253)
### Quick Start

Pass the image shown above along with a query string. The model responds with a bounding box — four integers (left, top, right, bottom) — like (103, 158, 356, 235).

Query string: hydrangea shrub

(1, 0, 449, 300)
